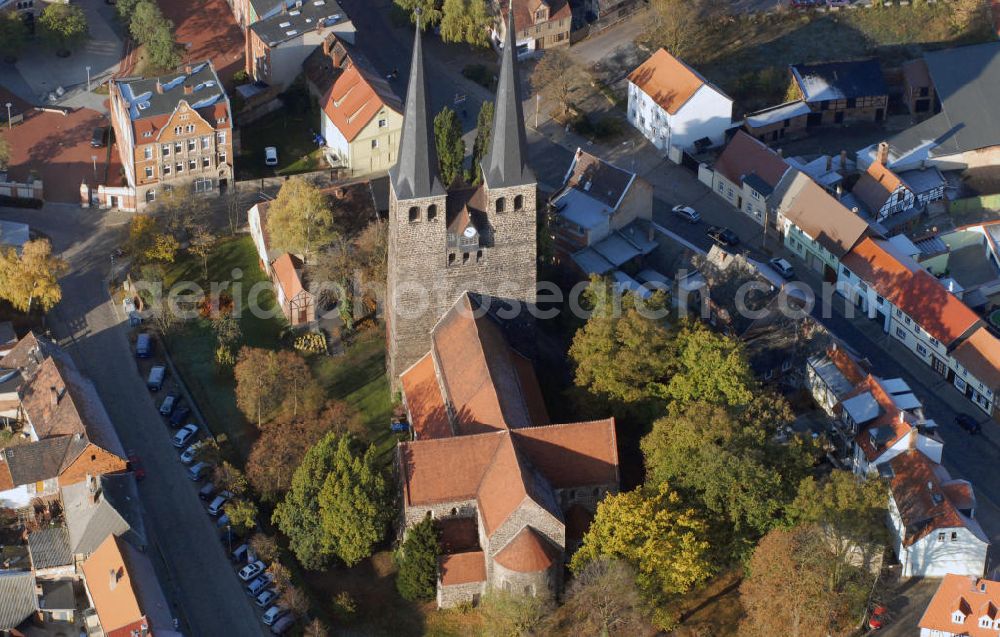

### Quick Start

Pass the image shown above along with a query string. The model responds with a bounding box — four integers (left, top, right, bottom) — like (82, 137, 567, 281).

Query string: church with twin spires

(385, 7, 538, 385)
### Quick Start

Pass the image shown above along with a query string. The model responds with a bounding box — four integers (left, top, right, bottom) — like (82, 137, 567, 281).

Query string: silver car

(172, 424, 198, 448)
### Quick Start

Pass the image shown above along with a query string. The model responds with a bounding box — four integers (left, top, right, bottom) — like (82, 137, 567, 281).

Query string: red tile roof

(400, 353, 451, 439)
(842, 238, 980, 346)
(844, 376, 912, 463)
(271, 253, 306, 301)
(951, 326, 1000, 391)
(919, 574, 1000, 637)
(713, 131, 789, 189)
(628, 48, 708, 115)
(888, 450, 984, 546)
(476, 435, 560, 536)
(493, 527, 560, 573)
(500, 0, 571, 34)
(438, 551, 486, 586)
(852, 160, 906, 213)
(827, 345, 867, 386)
(321, 61, 402, 143)
(398, 419, 618, 508)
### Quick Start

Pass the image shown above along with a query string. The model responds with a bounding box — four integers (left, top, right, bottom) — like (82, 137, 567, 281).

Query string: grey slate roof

(38, 579, 74, 611)
(250, 0, 349, 48)
(790, 59, 887, 102)
(0, 570, 37, 630)
(116, 61, 226, 121)
(561, 149, 634, 209)
(481, 7, 534, 189)
(1, 435, 88, 486)
(63, 473, 147, 557)
(892, 41, 1000, 159)
(28, 526, 73, 570)
(389, 22, 445, 200)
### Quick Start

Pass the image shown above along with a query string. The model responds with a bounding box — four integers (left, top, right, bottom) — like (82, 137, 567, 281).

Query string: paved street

(0, 204, 266, 637)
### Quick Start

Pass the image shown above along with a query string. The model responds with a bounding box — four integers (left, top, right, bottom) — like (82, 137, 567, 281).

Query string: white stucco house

(884, 449, 989, 578)
(626, 48, 733, 152)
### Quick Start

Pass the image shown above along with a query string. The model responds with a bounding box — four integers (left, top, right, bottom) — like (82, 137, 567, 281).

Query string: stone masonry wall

(492, 560, 559, 599)
(437, 579, 486, 609)
(387, 181, 538, 386)
(484, 500, 565, 587)
(403, 499, 478, 530)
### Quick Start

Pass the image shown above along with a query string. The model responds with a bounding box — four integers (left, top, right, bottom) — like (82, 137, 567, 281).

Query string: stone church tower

(386, 10, 538, 384)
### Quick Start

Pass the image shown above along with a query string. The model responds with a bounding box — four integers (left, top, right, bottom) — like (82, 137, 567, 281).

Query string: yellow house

(319, 55, 403, 175)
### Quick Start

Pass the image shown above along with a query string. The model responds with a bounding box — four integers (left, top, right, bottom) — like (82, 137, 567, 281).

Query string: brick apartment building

(108, 61, 233, 210)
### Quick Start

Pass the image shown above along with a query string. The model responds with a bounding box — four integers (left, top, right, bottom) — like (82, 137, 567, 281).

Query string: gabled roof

(920, 42, 1000, 156)
(0, 570, 36, 630)
(63, 474, 147, 556)
(81, 535, 147, 637)
(320, 50, 402, 143)
(852, 160, 906, 213)
(790, 59, 887, 102)
(28, 526, 73, 570)
(499, 0, 571, 32)
(398, 419, 618, 507)
(272, 253, 307, 301)
(493, 526, 560, 572)
(843, 376, 914, 463)
(951, 326, 1000, 390)
(561, 148, 636, 210)
(888, 449, 987, 546)
(920, 575, 1000, 637)
(773, 171, 871, 258)
(399, 353, 450, 439)
(840, 237, 919, 300)
(476, 435, 560, 536)
(438, 551, 486, 586)
(713, 131, 789, 191)
(628, 48, 720, 115)
(3, 331, 64, 375)
(1, 434, 89, 486)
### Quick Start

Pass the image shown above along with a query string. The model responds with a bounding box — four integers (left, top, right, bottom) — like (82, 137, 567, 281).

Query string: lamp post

(91, 155, 97, 181)
(86, 66, 91, 93)
(4, 103, 10, 130)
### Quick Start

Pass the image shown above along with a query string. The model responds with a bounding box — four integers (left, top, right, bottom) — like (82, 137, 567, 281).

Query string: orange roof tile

(500, 0, 571, 34)
(400, 353, 452, 439)
(272, 253, 306, 301)
(476, 436, 559, 536)
(713, 131, 789, 190)
(920, 574, 1000, 637)
(493, 527, 560, 573)
(852, 160, 905, 213)
(888, 450, 984, 546)
(827, 346, 867, 386)
(439, 551, 486, 586)
(81, 536, 146, 635)
(398, 419, 619, 507)
(951, 326, 1000, 390)
(840, 238, 918, 301)
(628, 48, 708, 115)
(321, 61, 401, 143)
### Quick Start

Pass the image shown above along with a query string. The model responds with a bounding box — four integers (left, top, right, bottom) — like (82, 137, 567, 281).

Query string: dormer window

(981, 616, 993, 628)
(953, 611, 965, 624)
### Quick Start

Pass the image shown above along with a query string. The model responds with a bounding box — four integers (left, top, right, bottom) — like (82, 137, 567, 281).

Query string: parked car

(158, 392, 178, 417)
(147, 365, 166, 391)
(256, 588, 278, 608)
(127, 451, 145, 481)
(264, 146, 278, 166)
(169, 405, 191, 428)
(188, 461, 212, 482)
(672, 204, 701, 224)
(262, 606, 288, 627)
(239, 560, 266, 582)
(390, 420, 409, 433)
(208, 490, 232, 516)
(769, 258, 795, 279)
(135, 333, 153, 358)
(231, 543, 250, 564)
(707, 225, 740, 247)
(179, 441, 203, 464)
(198, 481, 216, 501)
(172, 423, 198, 448)
(247, 572, 274, 596)
(956, 414, 982, 435)
(868, 604, 888, 630)
(216, 513, 230, 528)
(271, 614, 296, 635)
(91, 126, 108, 148)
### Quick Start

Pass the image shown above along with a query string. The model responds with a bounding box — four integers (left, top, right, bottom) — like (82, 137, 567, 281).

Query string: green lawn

(163, 236, 285, 458)
(236, 102, 324, 179)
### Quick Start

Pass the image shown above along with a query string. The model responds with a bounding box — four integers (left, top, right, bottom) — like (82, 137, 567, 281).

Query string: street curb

(158, 336, 217, 442)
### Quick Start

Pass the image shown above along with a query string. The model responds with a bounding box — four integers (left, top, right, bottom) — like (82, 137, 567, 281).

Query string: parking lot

(126, 323, 298, 634)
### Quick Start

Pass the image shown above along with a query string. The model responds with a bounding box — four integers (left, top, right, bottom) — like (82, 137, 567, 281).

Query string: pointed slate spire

(389, 13, 445, 201)
(481, 0, 534, 189)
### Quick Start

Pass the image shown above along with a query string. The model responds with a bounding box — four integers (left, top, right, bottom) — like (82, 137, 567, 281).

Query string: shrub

(233, 69, 249, 83)
(293, 332, 326, 354)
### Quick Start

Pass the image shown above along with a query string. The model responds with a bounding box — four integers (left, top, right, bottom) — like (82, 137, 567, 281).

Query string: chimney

(851, 207, 859, 214)
(839, 149, 847, 169)
(876, 141, 889, 166)
(183, 85, 193, 95)
(776, 148, 783, 157)
(898, 410, 906, 424)
(49, 386, 58, 407)
(826, 155, 833, 172)
(184, 64, 193, 75)
(836, 183, 843, 200)
(647, 222, 655, 243)
(155, 81, 164, 94)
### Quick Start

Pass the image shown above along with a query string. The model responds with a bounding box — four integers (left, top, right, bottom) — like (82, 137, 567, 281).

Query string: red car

(128, 451, 146, 481)
(869, 605, 888, 630)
